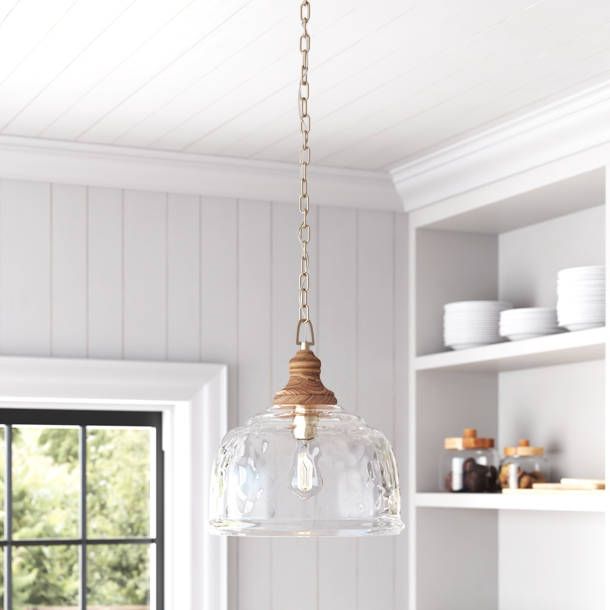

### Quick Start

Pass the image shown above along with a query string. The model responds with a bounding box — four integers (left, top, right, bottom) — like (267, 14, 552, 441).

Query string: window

(0, 408, 163, 610)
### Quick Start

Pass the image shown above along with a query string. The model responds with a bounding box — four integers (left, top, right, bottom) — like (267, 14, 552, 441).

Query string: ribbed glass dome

(209, 403, 403, 537)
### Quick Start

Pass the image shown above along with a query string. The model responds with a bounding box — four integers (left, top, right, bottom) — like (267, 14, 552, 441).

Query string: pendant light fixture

(208, 0, 403, 537)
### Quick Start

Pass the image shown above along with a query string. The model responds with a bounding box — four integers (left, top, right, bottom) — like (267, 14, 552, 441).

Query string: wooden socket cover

(273, 349, 337, 407)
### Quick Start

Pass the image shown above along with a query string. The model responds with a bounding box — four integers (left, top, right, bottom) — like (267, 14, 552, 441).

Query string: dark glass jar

(439, 428, 500, 493)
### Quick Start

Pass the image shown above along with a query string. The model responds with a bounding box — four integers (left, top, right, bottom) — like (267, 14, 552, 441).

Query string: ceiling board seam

(2, 0, 141, 133)
(75, 0, 254, 142)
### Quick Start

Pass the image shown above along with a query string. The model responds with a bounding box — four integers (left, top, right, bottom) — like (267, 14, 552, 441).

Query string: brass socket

(292, 408, 318, 441)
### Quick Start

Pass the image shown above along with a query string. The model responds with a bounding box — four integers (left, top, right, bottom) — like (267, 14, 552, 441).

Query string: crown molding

(4, 78, 609, 216)
(390, 79, 610, 211)
(0, 135, 402, 211)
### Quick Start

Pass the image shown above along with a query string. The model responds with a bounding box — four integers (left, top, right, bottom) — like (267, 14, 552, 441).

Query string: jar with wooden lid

(439, 428, 500, 493)
(499, 439, 550, 489)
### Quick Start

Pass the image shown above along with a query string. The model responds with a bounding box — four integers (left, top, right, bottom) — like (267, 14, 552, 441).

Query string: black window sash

(0, 408, 164, 610)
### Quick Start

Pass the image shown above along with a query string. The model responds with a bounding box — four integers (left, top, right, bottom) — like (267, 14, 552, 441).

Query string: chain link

(296, 0, 314, 347)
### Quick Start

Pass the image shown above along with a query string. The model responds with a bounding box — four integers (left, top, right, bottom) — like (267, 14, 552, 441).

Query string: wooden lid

(444, 428, 495, 450)
(273, 348, 337, 407)
(504, 439, 544, 457)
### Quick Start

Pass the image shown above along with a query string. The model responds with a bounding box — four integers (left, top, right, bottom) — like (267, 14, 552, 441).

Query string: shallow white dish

(446, 341, 501, 350)
(557, 286, 605, 294)
(558, 265, 604, 277)
(557, 278, 605, 285)
(444, 329, 501, 338)
(500, 326, 558, 334)
(503, 330, 561, 341)
(444, 335, 501, 343)
(557, 297, 605, 305)
(562, 322, 605, 331)
(443, 320, 499, 331)
(444, 300, 512, 311)
(558, 310, 605, 320)
(558, 307, 605, 316)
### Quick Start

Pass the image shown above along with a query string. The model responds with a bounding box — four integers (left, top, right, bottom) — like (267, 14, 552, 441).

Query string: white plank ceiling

(1, 0, 610, 170)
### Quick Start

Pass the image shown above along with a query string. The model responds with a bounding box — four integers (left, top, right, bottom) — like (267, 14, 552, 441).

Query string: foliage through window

(0, 409, 163, 610)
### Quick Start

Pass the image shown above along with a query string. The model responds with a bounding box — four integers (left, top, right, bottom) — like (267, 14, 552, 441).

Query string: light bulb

(290, 440, 322, 499)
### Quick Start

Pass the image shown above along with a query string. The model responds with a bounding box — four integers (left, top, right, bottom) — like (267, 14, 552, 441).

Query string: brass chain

(296, 0, 314, 348)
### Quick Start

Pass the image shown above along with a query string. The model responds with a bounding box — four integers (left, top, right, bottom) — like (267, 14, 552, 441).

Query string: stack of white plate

(444, 301, 512, 350)
(557, 266, 605, 331)
(499, 307, 559, 341)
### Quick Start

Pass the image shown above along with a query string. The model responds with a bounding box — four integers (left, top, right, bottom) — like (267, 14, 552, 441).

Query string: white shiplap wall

(0, 178, 408, 610)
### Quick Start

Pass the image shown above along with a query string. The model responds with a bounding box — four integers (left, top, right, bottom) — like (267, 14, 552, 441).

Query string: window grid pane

(12, 425, 80, 541)
(0, 412, 162, 610)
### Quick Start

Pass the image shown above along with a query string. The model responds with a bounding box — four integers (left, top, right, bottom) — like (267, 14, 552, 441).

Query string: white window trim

(0, 355, 228, 610)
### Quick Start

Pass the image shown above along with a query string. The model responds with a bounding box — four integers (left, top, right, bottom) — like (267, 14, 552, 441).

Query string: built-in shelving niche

(408, 167, 607, 610)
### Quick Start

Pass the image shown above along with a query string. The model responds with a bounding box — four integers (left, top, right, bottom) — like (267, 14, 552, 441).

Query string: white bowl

(444, 300, 512, 311)
(444, 316, 503, 323)
(558, 265, 604, 278)
(502, 330, 561, 341)
(558, 315, 605, 324)
(558, 274, 605, 279)
(557, 277, 605, 284)
(445, 334, 501, 341)
(501, 307, 555, 315)
(557, 302, 605, 311)
(445, 320, 503, 328)
(446, 341, 500, 350)
(562, 322, 604, 331)
(500, 318, 557, 325)
(444, 331, 501, 340)
(500, 323, 558, 336)
(444, 333, 501, 342)
(557, 301, 605, 308)
(558, 291, 605, 297)
(557, 310, 605, 320)
(558, 282, 604, 291)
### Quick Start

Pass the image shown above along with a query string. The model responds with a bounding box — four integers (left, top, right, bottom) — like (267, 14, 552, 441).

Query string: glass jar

(499, 439, 550, 489)
(439, 428, 499, 493)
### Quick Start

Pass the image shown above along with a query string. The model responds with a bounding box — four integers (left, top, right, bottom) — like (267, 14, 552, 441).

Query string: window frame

(0, 356, 228, 610)
(0, 407, 164, 610)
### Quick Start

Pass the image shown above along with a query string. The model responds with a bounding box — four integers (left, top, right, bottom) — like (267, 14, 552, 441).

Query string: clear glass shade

(209, 405, 403, 537)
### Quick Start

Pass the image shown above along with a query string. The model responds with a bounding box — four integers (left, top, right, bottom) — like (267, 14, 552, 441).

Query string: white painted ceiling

(1, 0, 610, 170)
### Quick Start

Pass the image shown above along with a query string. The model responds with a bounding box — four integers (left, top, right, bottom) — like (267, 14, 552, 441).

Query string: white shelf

(415, 327, 605, 372)
(415, 492, 607, 513)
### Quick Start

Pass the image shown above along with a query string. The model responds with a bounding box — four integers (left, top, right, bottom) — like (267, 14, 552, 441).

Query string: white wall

(496, 205, 606, 610)
(0, 178, 408, 610)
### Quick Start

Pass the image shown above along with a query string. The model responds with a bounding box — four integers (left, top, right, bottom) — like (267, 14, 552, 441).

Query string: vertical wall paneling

(317, 206, 359, 610)
(236, 200, 273, 610)
(0, 176, 403, 610)
(407, 219, 417, 610)
(123, 190, 168, 360)
(200, 196, 239, 610)
(605, 165, 610, 610)
(393, 212, 409, 610)
(166, 193, 201, 609)
(167, 193, 201, 361)
(270, 202, 318, 610)
(87, 187, 123, 358)
(200, 196, 238, 417)
(0, 180, 51, 355)
(356, 210, 395, 610)
(51, 184, 88, 356)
